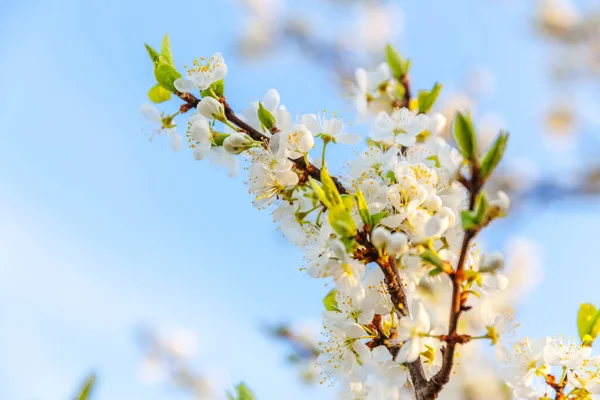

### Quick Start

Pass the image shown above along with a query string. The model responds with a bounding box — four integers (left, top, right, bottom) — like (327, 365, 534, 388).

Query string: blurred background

(1, 0, 600, 399)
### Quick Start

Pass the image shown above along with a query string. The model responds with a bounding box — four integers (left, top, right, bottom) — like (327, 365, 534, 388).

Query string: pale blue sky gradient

(1, 0, 599, 399)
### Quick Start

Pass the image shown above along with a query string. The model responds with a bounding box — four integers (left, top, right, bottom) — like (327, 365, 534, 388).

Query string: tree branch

(354, 230, 429, 398)
(378, 255, 429, 397)
(426, 167, 481, 398)
(175, 91, 349, 194)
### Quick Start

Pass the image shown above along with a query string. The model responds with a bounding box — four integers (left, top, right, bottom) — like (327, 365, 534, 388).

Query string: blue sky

(1, 0, 599, 399)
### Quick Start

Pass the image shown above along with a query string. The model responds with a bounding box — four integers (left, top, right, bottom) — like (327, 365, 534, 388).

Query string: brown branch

(354, 230, 429, 398)
(175, 91, 349, 194)
(400, 73, 412, 109)
(426, 167, 481, 398)
(379, 256, 429, 397)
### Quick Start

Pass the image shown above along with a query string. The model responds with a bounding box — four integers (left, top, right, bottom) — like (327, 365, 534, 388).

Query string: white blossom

(174, 52, 228, 92)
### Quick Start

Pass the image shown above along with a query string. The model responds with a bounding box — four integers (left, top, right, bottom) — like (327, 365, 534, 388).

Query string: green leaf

(394, 82, 406, 100)
(474, 191, 489, 225)
(160, 34, 175, 66)
(480, 131, 509, 179)
(461, 210, 478, 231)
(323, 289, 339, 312)
(426, 155, 441, 168)
(320, 166, 344, 208)
(371, 211, 388, 227)
(421, 249, 445, 270)
(309, 178, 331, 209)
(385, 44, 411, 79)
(257, 102, 276, 131)
(418, 82, 443, 114)
(144, 43, 160, 64)
(226, 393, 236, 400)
(354, 190, 372, 227)
(75, 374, 96, 400)
(148, 84, 172, 103)
(201, 79, 225, 99)
(236, 383, 257, 400)
(385, 170, 396, 184)
(154, 63, 182, 93)
(328, 204, 357, 238)
(453, 112, 478, 162)
(578, 303, 600, 345)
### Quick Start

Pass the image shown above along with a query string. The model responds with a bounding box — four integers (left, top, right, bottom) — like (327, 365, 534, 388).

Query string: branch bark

(426, 168, 481, 398)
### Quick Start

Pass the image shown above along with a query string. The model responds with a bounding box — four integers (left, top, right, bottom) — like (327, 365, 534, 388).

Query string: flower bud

(490, 191, 510, 216)
(223, 132, 254, 154)
(387, 232, 408, 256)
(371, 226, 391, 249)
(197, 97, 225, 120)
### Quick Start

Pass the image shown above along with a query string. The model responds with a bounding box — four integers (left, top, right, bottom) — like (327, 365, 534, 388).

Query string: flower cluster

(500, 336, 600, 399)
(140, 36, 600, 400)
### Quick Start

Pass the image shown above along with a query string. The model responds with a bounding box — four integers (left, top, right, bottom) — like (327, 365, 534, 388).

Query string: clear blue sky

(1, 0, 599, 399)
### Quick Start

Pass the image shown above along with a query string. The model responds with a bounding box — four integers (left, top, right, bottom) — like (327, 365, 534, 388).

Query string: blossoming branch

(133, 34, 600, 400)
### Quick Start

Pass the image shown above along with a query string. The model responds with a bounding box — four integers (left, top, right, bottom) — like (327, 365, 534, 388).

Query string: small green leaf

(354, 190, 372, 227)
(394, 82, 406, 100)
(257, 102, 276, 131)
(461, 210, 478, 231)
(75, 374, 96, 400)
(385, 170, 396, 184)
(426, 155, 441, 168)
(236, 383, 257, 400)
(474, 191, 489, 225)
(323, 289, 339, 312)
(148, 84, 172, 103)
(320, 166, 344, 208)
(480, 131, 509, 179)
(226, 393, 236, 400)
(154, 63, 182, 93)
(309, 178, 331, 209)
(144, 44, 160, 64)
(418, 82, 443, 114)
(201, 79, 225, 99)
(421, 249, 445, 270)
(578, 303, 600, 345)
(453, 112, 478, 162)
(385, 44, 411, 79)
(371, 211, 388, 227)
(160, 34, 175, 66)
(328, 204, 357, 238)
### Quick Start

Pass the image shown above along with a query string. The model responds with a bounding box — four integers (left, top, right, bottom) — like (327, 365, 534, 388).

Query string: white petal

(140, 104, 162, 123)
(345, 323, 366, 338)
(262, 89, 280, 110)
(276, 170, 299, 186)
(424, 214, 449, 238)
(337, 133, 362, 145)
(301, 114, 321, 135)
(174, 78, 197, 93)
(398, 340, 420, 363)
(193, 141, 211, 160)
(394, 134, 417, 147)
(371, 346, 393, 363)
(169, 131, 182, 152)
(355, 68, 368, 92)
